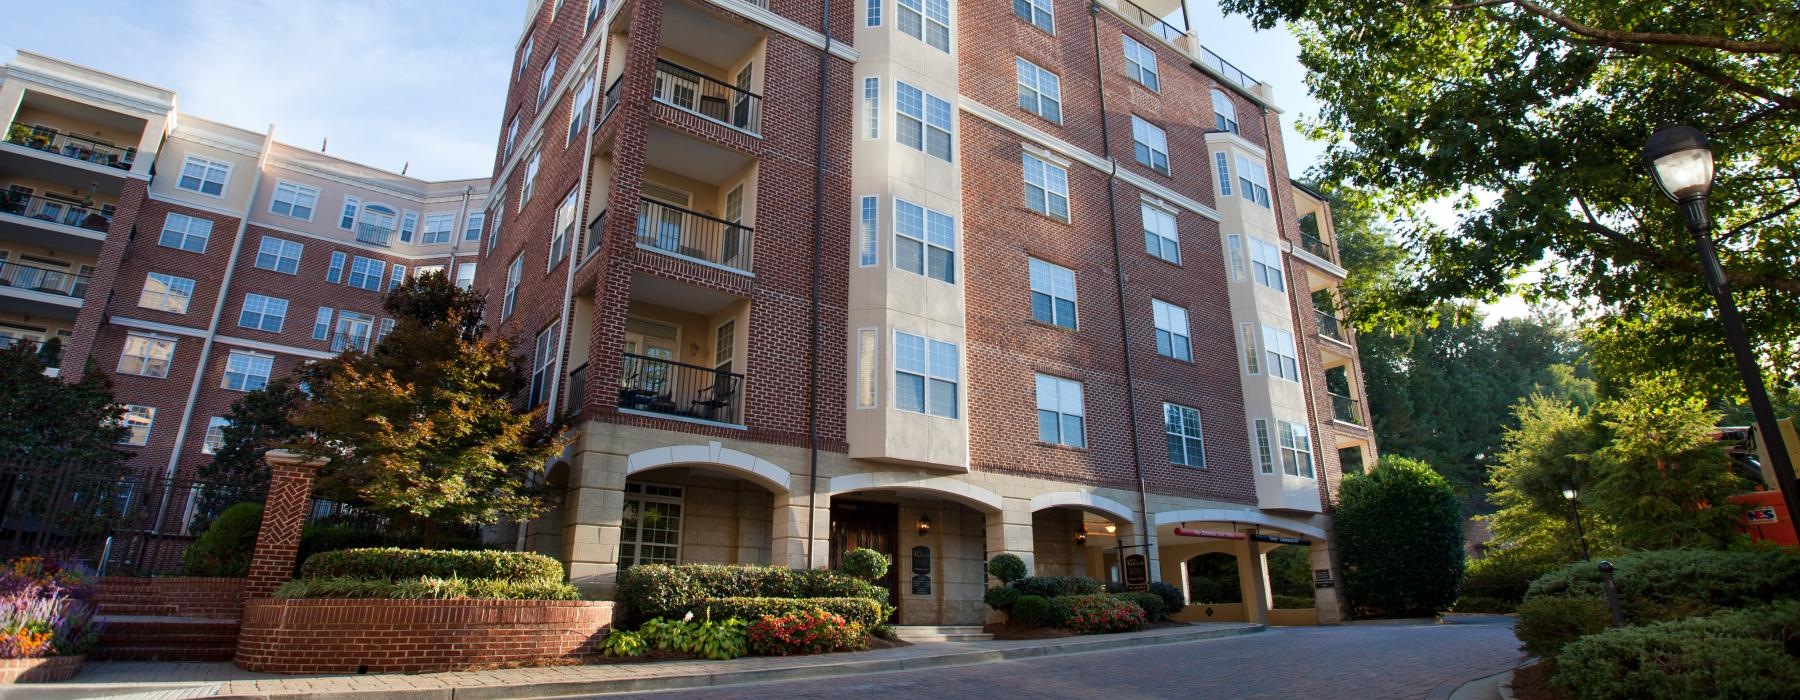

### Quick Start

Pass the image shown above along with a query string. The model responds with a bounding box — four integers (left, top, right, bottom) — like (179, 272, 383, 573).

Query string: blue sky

(1, 0, 1323, 182)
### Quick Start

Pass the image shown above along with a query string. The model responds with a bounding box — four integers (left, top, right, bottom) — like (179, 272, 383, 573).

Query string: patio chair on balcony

(0, 194, 24, 217)
(693, 373, 738, 423)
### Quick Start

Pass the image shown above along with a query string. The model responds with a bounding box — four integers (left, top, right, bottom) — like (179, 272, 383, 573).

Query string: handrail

(1118, 0, 1186, 44)
(0, 258, 91, 299)
(1300, 232, 1334, 263)
(585, 209, 608, 262)
(5, 122, 134, 171)
(1314, 308, 1346, 343)
(618, 352, 744, 425)
(1198, 47, 1262, 91)
(1329, 393, 1363, 425)
(0, 191, 112, 232)
(635, 197, 753, 273)
(355, 222, 392, 247)
(565, 362, 590, 417)
(600, 75, 623, 125)
(652, 59, 762, 133)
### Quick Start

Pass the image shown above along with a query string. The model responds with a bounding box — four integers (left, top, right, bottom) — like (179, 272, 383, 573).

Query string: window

(1255, 419, 1275, 473)
(1225, 234, 1247, 282)
(587, 0, 603, 28)
(862, 77, 880, 140)
(619, 482, 682, 568)
(158, 213, 212, 253)
(202, 417, 229, 455)
(1014, 0, 1053, 32)
(1036, 374, 1085, 447)
(1214, 152, 1233, 196)
(1249, 237, 1285, 291)
(894, 199, 955, 283)
(348, 256, 385, 292)
(1165, 403, 1205, 467)
(378, 317, 395, 343)
(326, 251, 346, 283)
(894, 331, 958, 418)
(1263, 325, 1299, 381)
(223, 351, 273, 392)
(312, 307, 333, 341)
(421, 213, 454, 245)
(858, 196, 878, 266)
(255, 236, 303, 274)
(1152, 299, 1191, 360)
(487, 204, 503, 255)
(1123, 35, 1159, 91)
(399, 211, 418, 244)
(504, 114, 521, 159)
(456, 262, 477, 290)
(417, 264, 445, 278)
(502, 255, 523, 320)
(1029, 257, 1077, 329)
(1142, 202, 1180, 264)
(867, 0, 881, 26)
(1279, 420, 1315, 478)
(178, 156, 230, 196)
(1240, 323, 1260, 374)
(518, 36, 534, 80)
(521, 148, 541, 204)
(1211, 90, 1239, 134)
(530, 322, 559, 406)
(119, 405, 155, 446)
(138, 272, 194, 314)
(389, 264, 407, 291)
(537, 54, 558, 109)
(1235, 155, 1272, 208)
(1023, 152, 1070, 221)
(464, 211, 485, 242)
(1016, 58, 1062, 123)
(238, 293, 288, 333)
(568, 72, 595, 145)
(856, 328, 877, 408)
(1132, 116, 1170, 175)
(897, 0, 949, 52)
(332, 311, 374, 352)
(271, 181, 319, 220)
(118, 332, 176, 378)
(339, 196, 359, 229)
(896, 82, 952, 161)
(549, 188, 576, 268)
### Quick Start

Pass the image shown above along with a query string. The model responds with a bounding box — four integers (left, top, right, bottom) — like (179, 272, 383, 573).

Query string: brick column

(242, 450, 324, 600)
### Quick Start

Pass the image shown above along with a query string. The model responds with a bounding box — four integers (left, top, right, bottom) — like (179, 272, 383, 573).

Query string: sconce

(1103, 524, 1117, 535)
(1075, 526, 1088, 544)
(915, 514, 931, 536)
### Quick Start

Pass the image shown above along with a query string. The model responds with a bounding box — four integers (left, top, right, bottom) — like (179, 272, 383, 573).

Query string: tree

(1483, 394, 1607, 564)
(0, 345, 127, 465)
(191, 379, 307, 533)
(1587, 375, 1748, 550)
(1224, 0, 1800, 400)
(291, 271, 567, 546)
(1336, 455, 1466, 616)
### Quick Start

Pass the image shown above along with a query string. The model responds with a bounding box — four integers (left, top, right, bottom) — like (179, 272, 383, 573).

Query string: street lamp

(1642, 124, 1800, 532)
(1562, 487, 1590, 561)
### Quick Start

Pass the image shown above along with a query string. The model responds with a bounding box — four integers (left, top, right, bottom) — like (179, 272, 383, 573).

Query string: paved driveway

(606, 617, 1522, 699)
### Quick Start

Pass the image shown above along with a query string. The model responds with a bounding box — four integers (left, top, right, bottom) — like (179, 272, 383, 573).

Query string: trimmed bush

(1147, 581, 1185, 615)
(1525, 549, 1800, 624)
(1011, 575, 1102, 598)
(1515, 596, 1612, 658)
(696, 597, 885, 630)
(986, 553, 1027, 584)
(1272, 594, 1316, 610)
(1011, 594, 1053, 627)
(182, 503, 263, 577)
(273, 576, 582, 600)
(615, 564, 889, 624)
(983, 586, 1021, 612)
(1056, 594, 1146, 634)
(299, 548, 563, 584)
(1336, 456, 1465, 616)
(1460, 549, 1562, 610)
(1112, 592, 1167, 621)
(746, 609, 866, 656)
(840, 548, 890, 582)
(1553, 601, 1800, 699)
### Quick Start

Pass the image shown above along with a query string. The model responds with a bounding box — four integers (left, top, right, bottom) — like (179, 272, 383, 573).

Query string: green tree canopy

(0, 346, 127, 466)
(1484, 393, 1605, 563)
(1336, 455, 1466, 616)
(1588, 375, 1748, 549)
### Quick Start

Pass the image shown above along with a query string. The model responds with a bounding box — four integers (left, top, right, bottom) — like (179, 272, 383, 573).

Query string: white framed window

(339, 196, 359, 230)
(1036, 374, 1085, 448)
(1015, 0, 1053, 32)
(177, 156, 231, 197)
(312, 307, 333, 341)
(1250, 237, 1285, 291)
(504, 114, 521, 159)
(1236, 155, 1272, 208)
(1023, 152, 1070, 221)
(255, 236, 303, 275)
(1165, 403, 1205, 468)
(521, 148, 542, 205)
(1240, 323, 1260, 374)
(399, 211, 418, 244)
(862, 77, 880, 140)
(1152, 298, 1191, 361)
(894, 199, 955, 284)
(549, 187, 577, 268)
(896, 0, 949, 52)
(158, 213, 212, 253)
(1279, 420, 1315, 478)
(389, 264, 407, 291)
(1215, 152, 1233, 196)
(1255, 419, 1275, 473)
(456, 262, 477, 290)
(620, 482, 683, 569)
(1142, 202, 1180, 264)
(378, 317, 395, 343)
(502, 255, 523, 320)
(1132, 116, 1170, 175)
(355, 204, 398, 246)
(118, 332, 176, 378)
(332, 311, 374, 352)
(1225, 234, 1248, 282)
(465, 211, 486, 242)
(894, 331, 958, 418)
(202, 416, 229, 455)
(517, 36, 534, 80)
(587, 0, 603, 27)
(1263, 325, 1299, 381)
(1029, 257, 1077, 329)
(896, 82, 953, 161)
(568, 72, 596, 145)
(530, 321, 559, 406)
(138, 272, 194, 314)
(1123, 35, 1159, 91)
(421, 213, 455, 245)
(326, 251, 346, 283)
(119, 405, 155, 446)
(867, 0, 882, 26)
(487, 203, 504, 255)
(222, 350, 274, 392)
(856, 327, 878, 409)
(238, 293, 288, 333)
(1212, 90, 1239, 134)
(858, 196, 879, 266)
(348, 256, 385, 292)
(1016, 58, 1062, 123)
(416, 264, 445, 278)
(271, 181, 319, 220)
(537, 54, 558, 109)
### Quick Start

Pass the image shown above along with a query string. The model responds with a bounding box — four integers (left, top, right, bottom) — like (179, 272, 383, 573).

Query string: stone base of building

(235, 599, 614, 674)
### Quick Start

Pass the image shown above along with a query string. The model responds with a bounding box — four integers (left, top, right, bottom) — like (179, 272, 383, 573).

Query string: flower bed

(0, 557, 98, 683)
(236, 598, 614, 674)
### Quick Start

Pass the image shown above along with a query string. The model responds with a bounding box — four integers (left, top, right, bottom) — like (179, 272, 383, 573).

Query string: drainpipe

(805, 0, 833, 570)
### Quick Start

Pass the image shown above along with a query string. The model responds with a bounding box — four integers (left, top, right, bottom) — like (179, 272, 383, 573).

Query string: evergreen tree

(1336, 455, 1466, 617)
(1588, 376, 1748, 550)
(0, 345, 127, 465)
(191, 379, 307, 532)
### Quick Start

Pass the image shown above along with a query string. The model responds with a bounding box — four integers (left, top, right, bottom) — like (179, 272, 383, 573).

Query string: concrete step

(891, 625, 993, 642)
(91, 616, 240, 662)
(96, 603, 181, 617)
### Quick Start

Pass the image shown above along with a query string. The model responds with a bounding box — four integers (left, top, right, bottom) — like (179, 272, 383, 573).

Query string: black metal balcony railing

(1119, 0, 1186, 44)
(653, 59, 762, 133)
(635, 197, 753, 273)
(585, 209, 608, 262)
(1199, 47, 1263, 91)
(0, 259, 90, 299)
(6, 122, 134, 171)
(601, 75, 623, 126)
(1315, 309, 1347, 343)
(565, 362, 589, 417)
(355, 222, 393, 247)
(1330, 393, 1363, 425)
(619, 353, 743, 425)
(1300, 233, 1334, 263)
(0, 192, 112, 232)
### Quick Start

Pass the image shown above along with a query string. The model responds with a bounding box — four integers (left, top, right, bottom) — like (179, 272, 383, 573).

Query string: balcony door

(732, 65, 754, 129)
(623, 318, 679, 408)
(637, 183, 690, 254)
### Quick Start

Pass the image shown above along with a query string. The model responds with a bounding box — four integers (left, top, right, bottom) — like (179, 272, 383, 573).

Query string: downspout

(1089, 4, 1153, 551)
(805, 0, 832, 570)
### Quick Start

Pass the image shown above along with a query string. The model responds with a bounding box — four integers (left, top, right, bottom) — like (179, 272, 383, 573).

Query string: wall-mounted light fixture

(915, 514, 932, 536)
(1075, 526, 1088, 544)
(1103, 523, 1117, 534)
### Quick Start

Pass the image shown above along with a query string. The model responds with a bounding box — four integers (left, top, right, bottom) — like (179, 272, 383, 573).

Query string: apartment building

(0, 52, 490, 507)
(485, 0, 1375, 627)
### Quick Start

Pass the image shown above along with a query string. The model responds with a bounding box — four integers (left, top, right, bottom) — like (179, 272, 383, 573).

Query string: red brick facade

(235, 598, 614, 674)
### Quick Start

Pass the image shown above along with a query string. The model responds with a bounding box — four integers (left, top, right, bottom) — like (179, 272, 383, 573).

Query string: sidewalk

(13, 622, 1261, 700)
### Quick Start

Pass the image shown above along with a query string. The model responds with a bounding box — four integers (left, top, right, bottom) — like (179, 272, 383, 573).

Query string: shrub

(1011, 575, 1102, 598)
(638, 615, 748, 660)
(0, 594, 97, 658)
(986, 554, 1027, 584)
(272, 576, 582, 600)
(1111, 592, 1167, 622)
(1525, 549, 1800, 625)
(872, 623, 899, 641)
(1461, 549, 1563, 609)
(1147, 581, 1185, 615)
(182, 503, 263, 577)
(1336, 456, 1465, 616)
(297, 522, 389, 567)
(746, 609, 867, 656)
(299, 548, 564, 585)
(840, 548, 890, 582)
(1272, 594, 1316, 610)
(983, 586, 1020, 612)
(615, 564, 888, 624)
(597, 629, 647, 657)
(1515, 596, 1612, 658)
(1011, 594, 1053, 627)
(696, 597, 885, 630)
(1553, 601, 1800, 699)
(1056, 594, 1146, 634)
(1452, 595, 1516, 614)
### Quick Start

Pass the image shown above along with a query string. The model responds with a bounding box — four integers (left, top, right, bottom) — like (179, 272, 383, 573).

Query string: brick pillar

(242, 450, 324, 600)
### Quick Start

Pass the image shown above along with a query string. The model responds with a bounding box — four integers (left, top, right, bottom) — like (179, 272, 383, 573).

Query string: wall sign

(911, 546, 931, 574)
(1314, 569, 1336, 589)
(911, 574, 931, 595)
(1748, 505, 1780, 524)
(1123, 553, 1149, 591)
(1250, 533, 1308, 546)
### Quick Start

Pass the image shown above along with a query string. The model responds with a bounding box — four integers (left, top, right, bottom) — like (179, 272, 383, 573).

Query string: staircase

(90, 580, 240, 662)
(891, 625, 993, 642)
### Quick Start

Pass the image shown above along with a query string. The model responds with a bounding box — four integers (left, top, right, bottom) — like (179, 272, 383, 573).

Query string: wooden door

(830, 500, 898, 620)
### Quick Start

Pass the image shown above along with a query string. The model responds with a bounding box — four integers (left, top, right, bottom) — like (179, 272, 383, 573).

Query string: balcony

(584, 208, 608, 263)
(0, 258, 88, 300)
(1119, 0, 1186, 44)
(0, 191, 112, 255)
(1299, 232, 1334, 264)
(618, 353, 743, 425)
(1198, 47, 1263, 92)
(355, 222, 393, 247)
(1330, 393, 1363, 426)
(5, 122, 134, 171)
(652, 59, 761, 134)
(600, 76, 623, 127)
(565, 362, 589, 418)
(635, 197, 752, 273)
(1314, 309, 1347, 344)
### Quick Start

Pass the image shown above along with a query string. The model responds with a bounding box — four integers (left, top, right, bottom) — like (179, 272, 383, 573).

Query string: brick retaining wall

(235, 599, 615, 674)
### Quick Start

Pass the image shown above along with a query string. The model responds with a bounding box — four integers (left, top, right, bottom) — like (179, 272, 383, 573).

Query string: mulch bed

(1509, 661, 1573, 700)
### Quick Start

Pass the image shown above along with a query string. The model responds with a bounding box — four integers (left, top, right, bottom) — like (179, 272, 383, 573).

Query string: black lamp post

(1642, 124, 1800, 529)
(1562, 487, 1590, 561)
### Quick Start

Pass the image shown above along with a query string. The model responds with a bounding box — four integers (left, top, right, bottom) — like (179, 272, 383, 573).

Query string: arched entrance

(827, 473, 1001, 626)
(616, 444, 792, 569)
(1152, 510, 1329, 625)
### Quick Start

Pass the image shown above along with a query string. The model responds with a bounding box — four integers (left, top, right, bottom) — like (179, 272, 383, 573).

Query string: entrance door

(830, 500, 899, 620)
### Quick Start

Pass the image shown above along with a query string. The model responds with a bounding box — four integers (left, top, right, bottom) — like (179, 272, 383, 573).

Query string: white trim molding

(1152, 507, 1329, 541)
(624, 441, 792, 493)
(828, 472, 1003, 513)
(1029, 491, 1138, 526)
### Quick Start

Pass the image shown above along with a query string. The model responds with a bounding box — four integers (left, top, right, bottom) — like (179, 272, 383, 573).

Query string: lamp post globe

(1643, 124, 1714, 204)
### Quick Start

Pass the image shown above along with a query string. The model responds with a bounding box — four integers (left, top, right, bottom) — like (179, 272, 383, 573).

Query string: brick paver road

(607, 618, 1522, 699)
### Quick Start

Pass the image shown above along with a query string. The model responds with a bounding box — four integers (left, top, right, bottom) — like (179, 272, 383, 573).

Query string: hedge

(1335, 456, 1465, 616)
(983, 586, 1021, 611)
(1011, 575, 1102, 598)
(1553, 601, 1800, 699)
(616, 564, 888, 624)
(695, 596, 885, 630)
(1012, 595, 1053, 627)
(274, 576, 582, 600)
(1111, 592, 1168, 621)
(1515, 596, 1612, 658)
(1054, 594, 1146, 634)
(299, 548, 564, 584)
(1525, 549, 1800, 623)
